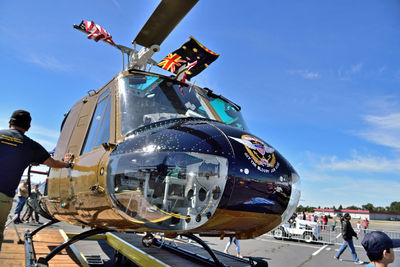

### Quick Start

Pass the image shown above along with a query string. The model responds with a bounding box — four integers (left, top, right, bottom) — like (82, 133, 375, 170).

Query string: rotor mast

(73, 0, 198, 72)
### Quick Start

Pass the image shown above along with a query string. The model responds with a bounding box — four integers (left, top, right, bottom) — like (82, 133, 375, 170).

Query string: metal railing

(265, 225, 400, 251)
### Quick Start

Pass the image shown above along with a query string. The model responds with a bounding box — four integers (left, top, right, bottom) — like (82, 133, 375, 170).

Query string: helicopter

(27, 0, 300, 265)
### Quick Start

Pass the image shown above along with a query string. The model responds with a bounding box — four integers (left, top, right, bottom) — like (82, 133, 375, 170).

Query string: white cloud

(33, 137, 57, 151)
(351, 63, 363, 73)
(378, 65, 386, 74)
(299, 170, 400, 207)
(24, 54, 70, 71)
(318, 153, 400, 173)
(30, 125, 60, 139)
(0, 117, 58, 150)
(338, 63, 363, 80)
(287, 70, 320, 79)
(358, 113, 400, 150)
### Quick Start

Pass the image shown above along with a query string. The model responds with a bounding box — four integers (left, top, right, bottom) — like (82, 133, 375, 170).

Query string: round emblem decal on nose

(229, 135, 280, 173)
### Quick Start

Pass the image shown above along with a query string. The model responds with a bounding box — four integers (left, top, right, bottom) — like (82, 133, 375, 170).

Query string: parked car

(273, 218, 318, 243)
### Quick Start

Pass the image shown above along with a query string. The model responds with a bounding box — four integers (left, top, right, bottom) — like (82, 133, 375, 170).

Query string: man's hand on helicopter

(43, 152, 74, 169)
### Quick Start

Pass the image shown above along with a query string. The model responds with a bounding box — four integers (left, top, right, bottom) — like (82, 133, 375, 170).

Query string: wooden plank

(0, 228, 80, 267)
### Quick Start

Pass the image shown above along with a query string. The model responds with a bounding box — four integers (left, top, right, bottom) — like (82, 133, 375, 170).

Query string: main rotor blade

(133, 0, 199, 47)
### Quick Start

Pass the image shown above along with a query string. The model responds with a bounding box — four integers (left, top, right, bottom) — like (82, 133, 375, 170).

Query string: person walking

(357, 221, 362, 235)
(224, 236, 242, 258)
(363, 218, 369, 231)
(21, 184, 42, 223)
(334, 213, 364, 264)
(0, 110, 74, 251)
(13, 179, 29, 223)
(332, 219, 337, 231)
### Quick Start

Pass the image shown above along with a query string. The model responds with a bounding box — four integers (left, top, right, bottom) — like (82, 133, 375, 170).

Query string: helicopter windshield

(205, 94, 248, 130)
(119, 73, 247, 134)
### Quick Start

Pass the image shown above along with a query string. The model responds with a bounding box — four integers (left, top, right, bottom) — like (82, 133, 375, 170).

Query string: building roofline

(313, 208, 400, 216)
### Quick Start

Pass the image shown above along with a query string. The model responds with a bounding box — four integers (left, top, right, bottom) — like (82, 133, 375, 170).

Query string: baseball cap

(10, 110, 31, 130)
(362, 231, 400, 254)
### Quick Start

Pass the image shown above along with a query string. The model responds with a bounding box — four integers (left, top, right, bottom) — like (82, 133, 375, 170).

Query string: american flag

(78, 20, 115, 45)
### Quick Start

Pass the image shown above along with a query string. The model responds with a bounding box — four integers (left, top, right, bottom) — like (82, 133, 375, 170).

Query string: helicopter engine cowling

(106, 118, 300, 236)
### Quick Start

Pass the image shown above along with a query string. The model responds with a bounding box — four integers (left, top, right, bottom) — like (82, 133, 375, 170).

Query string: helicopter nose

(106, 119, 235, 230)
(106, 118, 300, 233)
(218, 125, 301, 231)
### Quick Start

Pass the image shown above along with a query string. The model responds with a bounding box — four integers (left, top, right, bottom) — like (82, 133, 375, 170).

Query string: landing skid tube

(25, 219, 59, 267)
(155, 234, 268, 267)
(154, 233, 225, 267)
(29, 219, 59, 237)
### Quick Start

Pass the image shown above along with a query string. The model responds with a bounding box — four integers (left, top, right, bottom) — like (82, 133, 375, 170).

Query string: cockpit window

(119, 73, 248, 134)
(119, 74, 215, 134)
(205, 95, 248, 130)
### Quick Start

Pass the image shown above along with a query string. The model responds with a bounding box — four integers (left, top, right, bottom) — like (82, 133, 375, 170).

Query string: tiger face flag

(157, 36, 219, 81)
(77, 20, 115, 45)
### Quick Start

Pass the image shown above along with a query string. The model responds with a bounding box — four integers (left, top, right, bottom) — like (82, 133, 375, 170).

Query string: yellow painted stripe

(150, 215, 171, 223)
(0, 135, 23, 143)
(59, 230, 90, 267)
(1, 141, 17, 146)
(65, 232, 107, 239)
(106, 232, 169, 267)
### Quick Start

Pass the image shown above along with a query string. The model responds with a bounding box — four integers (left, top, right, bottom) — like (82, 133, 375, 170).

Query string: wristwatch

(68, 162, 74, 169)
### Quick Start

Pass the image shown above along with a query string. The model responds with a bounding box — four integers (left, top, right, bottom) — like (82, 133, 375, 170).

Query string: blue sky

(1, 0, 399, 208)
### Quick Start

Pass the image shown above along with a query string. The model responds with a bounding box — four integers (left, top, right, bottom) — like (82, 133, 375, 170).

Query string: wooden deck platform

(0, 226, 81, 267)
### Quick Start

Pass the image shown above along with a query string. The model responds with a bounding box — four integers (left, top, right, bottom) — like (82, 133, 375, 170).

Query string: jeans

(14, 196, 27, 219)
(225, 237, 240, 253)
(335, 239, 359, 262)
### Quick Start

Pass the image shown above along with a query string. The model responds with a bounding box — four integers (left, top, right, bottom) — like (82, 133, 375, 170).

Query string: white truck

(273, 218, 319, 243)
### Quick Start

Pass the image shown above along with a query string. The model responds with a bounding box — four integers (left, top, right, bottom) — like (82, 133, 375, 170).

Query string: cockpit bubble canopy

(119, 73, 247, 135)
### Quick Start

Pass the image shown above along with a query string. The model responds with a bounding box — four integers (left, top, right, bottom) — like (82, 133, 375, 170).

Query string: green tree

(338, 204, 343, 210)
(374, 206, 386, 212)
(346, 205, 360, 210)
(388, 201, 400, 213)
(296, 205, 304, 212)
(362, 203, 374, 211)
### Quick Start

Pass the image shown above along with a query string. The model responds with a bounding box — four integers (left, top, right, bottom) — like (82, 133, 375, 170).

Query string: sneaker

(334, 256, 342, 261)
(355, 260, 364, 264)
(14, 218, 22, 224)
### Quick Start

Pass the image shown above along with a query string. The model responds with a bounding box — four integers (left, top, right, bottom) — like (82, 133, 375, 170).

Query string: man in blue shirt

(362, 231, 400, 267)
(0, 110, 73, 251)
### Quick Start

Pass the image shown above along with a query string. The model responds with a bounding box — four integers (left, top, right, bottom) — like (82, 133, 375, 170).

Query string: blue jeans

(335, 239, 359, 262)
(14, 196, 27, 219)
(225, 237, 240, 253)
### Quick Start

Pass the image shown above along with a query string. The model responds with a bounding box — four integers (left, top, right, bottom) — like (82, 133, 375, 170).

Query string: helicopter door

(73, 88, 114, 222)
(58, 87, 114, 208)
